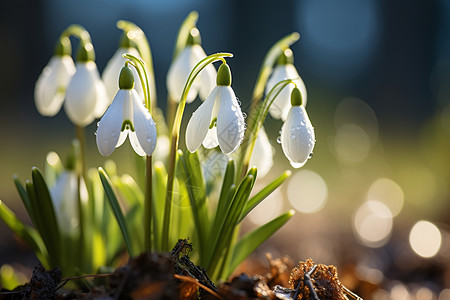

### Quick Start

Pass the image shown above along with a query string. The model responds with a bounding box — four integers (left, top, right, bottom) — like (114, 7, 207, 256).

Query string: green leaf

(13, 176, 34, 223)
(251, 32, 300, 102)
(152, 162, 167, 251)
(173, 11, 199, 60)
(228, 210, 295, 276)
(239, 170, 291, 223)
(206, 168, 257, 274)
(0, 200, 49, 267)
(29, 167, 61, 268)
(98, 167, 134, 257)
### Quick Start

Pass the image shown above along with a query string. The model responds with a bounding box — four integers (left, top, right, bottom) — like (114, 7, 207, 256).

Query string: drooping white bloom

(280, 88, 315, 168)
(64, 60, 109, 126)
(102, 47, 145, 102)
(249, 126, 274, 178)
(265, 49, 307, 121)
(96, 66, 157, 157)
(35, 55, 76, 116)
(50, 170, 88, 236)
(186, 63, 245, 154)
(167, 29, 216, 103)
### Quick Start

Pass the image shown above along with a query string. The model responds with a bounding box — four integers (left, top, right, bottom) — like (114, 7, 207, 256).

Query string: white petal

(96, 90, 126, 156)
(64, 61, 98, 126)
(35, 56, 75, 116)
(131, 90, 157, 156)
(185, 87, 218, 152)
(249, 126, 274, 178)
(216, 86, 245, 154)
(191, 45, 216, 101)
(202, 126, 219, 149)
(92, 66, 110, 118)
(266, 64, 307, 121)
(280, 106, 315, 165)
(166, 46, 199, 103)
(102, 48, 144, 102)
(129, 131, 146, 156)
(116, 130, 128, 148)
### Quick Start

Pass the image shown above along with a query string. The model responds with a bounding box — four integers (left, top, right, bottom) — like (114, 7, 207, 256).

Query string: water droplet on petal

(276, 136, 282, 144)
(147, 138, 152, 143)
(308, 152, 314, 158)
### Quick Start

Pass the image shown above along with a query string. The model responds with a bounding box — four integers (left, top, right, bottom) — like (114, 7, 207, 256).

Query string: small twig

(292, 264, 319, 300)
(0, 290, 21, 295)
(56, 273, 113, 291)
(343, 285, 363, 300)
(174, 274, 225, 300)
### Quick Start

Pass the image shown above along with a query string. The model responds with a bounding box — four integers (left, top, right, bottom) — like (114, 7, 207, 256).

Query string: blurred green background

(1, 0, 450, 298)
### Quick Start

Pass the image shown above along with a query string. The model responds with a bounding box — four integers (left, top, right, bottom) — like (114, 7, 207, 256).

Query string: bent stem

(161, 52, 233, 251)
(60, 24, 92, 46)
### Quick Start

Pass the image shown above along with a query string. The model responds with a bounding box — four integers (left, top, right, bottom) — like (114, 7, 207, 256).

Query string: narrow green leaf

(152, 162, 167, 251)
(251, 32, 300, 102)
(98, 168, 134, 257)
(30, 168, 61, 268)
(228, 210, 295, 276)
(0, 200, 49, 267)
(239, 170, 291, 223)
(173, 11, 199, 60)
(13, 176, 33, 220)
(206, 168, 257, 273)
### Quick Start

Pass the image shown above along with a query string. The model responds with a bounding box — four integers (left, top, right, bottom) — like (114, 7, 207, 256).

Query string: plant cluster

(0, 11, 315, 284)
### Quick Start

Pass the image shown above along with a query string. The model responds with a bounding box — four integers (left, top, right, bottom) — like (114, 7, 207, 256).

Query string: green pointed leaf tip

(76, 42, 95, 62)
(119, 66, 135, 90)
(290, 87, 302, 106)
(217, 63, 232, 86)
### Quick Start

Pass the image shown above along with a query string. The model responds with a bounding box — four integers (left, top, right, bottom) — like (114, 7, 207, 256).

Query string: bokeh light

(390, 283, 410, 300)
(248, 187, 283, 226)
(367, 178, 404, 217)
(287, 170, 327, 214)
(353, 201, 393, 247)
(409, 220, 442, 258)
(334, 124, 371, 163)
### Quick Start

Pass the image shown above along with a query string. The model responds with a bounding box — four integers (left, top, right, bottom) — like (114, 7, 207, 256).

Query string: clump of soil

(0, 240, 360, 299)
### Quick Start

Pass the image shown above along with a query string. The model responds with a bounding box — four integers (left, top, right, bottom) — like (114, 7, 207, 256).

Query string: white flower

(280, 88, 315, 168)
(96, 66, 157, 157)
(265, 49, 307, 121)
(35, 55, 76, 116)
(186, 63, 245, 154)
(50, 170, 88, 236)
(102, 47, 145, 102)
(64, 60, 109, 126)
(166, 30, 216, 103)
(249, 126, 274, 178)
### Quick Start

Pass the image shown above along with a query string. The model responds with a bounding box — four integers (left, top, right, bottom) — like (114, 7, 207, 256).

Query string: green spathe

(119, 66, 135, 90)
(217, 63, 232, 86)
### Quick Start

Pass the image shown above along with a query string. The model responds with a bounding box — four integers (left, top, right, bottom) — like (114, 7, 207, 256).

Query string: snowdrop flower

(96, 65, 157, 157)
(167, 28, 216, 103)
(249, 126, 274, 178)
(35, 37, 76, 116)
(102, 33, 145, 103)
(266, 48, 307, 121)
(186, 63, 245, 154)
(280, 87, 315, 168)
(64, 43, 109, 127)
(50, 170, 88, 236)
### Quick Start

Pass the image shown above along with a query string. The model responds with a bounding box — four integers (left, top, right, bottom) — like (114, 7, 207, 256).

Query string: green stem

(161, 52, 233, 251)
(145, 155, 153, 251)
(75, 125, 87, 180)
(237, 79, 296, 179)
(60, 24, 92, 45)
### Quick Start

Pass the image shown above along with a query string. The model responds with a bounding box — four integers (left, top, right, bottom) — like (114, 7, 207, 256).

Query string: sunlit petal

(191, 45, 216, 101)
(216, 86, 245, 154)
(35, 56, 75, 116)
(281, 106, 315, 165)
(202, 126, 219, 149)
(64, 61, 98, 126)
(128, 131, 146, 156)
(167, 46, 199, 103)
(185, 87, 218, 152)
(249, 126, 274, 177)
(96, 90, 125, 156)
(131, 90, 157, 156)
(92, 67, 110, 118)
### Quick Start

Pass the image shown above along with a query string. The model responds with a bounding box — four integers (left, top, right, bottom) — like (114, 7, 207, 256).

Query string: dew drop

(308, 152, 314, 158)
(276, 136, 282, 144)
(242, 112, 247, 119)
(94, 130, 97, 136)
(147, 138, 152, 143)
(290, 134, 296, 139)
